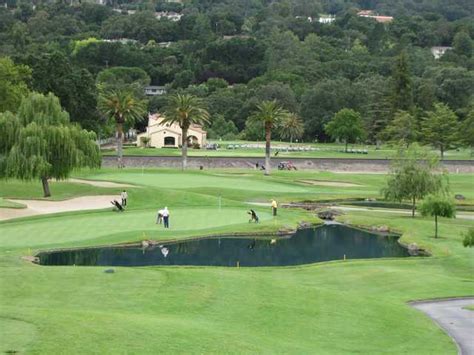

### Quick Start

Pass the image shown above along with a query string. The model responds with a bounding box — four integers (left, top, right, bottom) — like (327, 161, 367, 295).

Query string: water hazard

(37, 225, 412, 267)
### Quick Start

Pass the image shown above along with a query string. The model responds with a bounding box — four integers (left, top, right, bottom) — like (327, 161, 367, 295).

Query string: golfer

(156, 208, 164, 224)
(271, 199, 278, 216)
(121, 190, 128, 206)
(162, 207, 170, 228)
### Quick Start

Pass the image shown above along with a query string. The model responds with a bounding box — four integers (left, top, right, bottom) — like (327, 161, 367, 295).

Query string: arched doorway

(164, 136, 176, 146)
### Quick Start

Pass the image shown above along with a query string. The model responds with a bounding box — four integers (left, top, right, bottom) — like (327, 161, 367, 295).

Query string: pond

(37, 224, 412, 267)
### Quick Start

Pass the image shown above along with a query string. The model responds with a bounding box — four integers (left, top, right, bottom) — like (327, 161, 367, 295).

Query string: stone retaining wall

(102, 156, 474, 173)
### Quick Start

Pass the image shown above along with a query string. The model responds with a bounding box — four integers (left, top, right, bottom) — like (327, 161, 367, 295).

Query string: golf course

(0, 168, 473, 354)
(102, 141, 474, 160)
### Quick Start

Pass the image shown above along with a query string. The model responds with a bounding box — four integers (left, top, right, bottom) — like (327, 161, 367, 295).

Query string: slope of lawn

(102, 142, 474, 160)
(0, 198, 25, 209)
(0, 169, 473, 354)
(0, 178, 118, 200)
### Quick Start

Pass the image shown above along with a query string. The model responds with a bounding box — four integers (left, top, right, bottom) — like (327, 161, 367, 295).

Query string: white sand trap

(68, 178, 138, 188)
(0, 195, 119, 221)
(298, 179, 361, 187)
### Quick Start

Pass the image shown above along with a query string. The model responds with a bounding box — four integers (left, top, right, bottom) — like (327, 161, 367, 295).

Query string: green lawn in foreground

(102, 141, 474, 160)
(0, 169, 473, 354)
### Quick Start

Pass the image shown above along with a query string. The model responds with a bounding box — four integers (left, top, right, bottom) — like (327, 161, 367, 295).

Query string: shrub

(140, 136, 151, 148)
(462, 228, 474, 247)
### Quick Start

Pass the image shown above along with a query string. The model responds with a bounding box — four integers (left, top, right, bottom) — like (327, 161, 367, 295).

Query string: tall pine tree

(391, 50, 413, 113)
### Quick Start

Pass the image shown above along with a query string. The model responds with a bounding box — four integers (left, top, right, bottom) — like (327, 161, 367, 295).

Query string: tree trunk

(41, 176, 51, 197)
(116, 122, 123, 168)
(435, 214, 438, 238)
(440, 146, 444, 159)
(181, 127, 188, 170)
(412, 196, 416, 218)
(264, 124, 271, 176)
(345, 141, 348, 153)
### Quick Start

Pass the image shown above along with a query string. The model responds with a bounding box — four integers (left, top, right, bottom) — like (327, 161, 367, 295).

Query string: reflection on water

(38, 225, 411, 267)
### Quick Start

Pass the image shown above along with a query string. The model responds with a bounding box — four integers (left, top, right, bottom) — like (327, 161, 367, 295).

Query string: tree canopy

(0, 92, 101, 196)
(422, 103, 460, 158)
(0, 0, 472, 146)
(0, 57, 31, 113)
(250, 100, 289, 175)
(163, 93, 210, 170)
(325, 109, 365, 152)
(98, 89, 147, 167)
(419, 195, 456, 238)
(382, 144, 447, 217)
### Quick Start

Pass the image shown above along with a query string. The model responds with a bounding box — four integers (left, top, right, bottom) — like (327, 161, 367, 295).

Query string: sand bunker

(0, 195, 119, 221)
(68, 178, 137, 188)
(298, 180, 361, 187)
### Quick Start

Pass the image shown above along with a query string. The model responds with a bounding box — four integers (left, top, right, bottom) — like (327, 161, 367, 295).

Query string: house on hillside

(144, 86, 167, 96)
(136, 113, 207, 148)
(155, 11, 183, 21)
(318, 15, 336, 24)
(431, 46, 452, 59)
(357, 10, 393, 23)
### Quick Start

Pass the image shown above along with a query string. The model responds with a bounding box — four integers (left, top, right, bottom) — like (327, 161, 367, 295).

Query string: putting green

(0, 207, 272, 249)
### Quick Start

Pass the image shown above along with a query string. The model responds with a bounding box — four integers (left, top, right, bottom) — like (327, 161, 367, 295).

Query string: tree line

(0, 0, 473, 150)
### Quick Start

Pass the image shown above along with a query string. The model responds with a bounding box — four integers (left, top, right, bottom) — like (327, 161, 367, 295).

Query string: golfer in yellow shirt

(271, 199, 278, 216)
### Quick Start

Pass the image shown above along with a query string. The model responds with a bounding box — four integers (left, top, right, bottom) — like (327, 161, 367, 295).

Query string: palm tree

(98, 89, 147, 168)
(163, 93, 210, 170)
(250, 100, 289, 175)
(280, 114, 304, 144)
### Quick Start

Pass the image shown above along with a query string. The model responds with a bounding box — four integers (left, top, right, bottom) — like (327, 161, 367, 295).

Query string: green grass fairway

(1, 169, 473, 354)
(102, 141, 474, 160)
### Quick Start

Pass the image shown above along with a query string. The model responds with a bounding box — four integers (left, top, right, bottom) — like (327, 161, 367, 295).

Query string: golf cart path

(411, 298, 474, 355)
(0, 195, 119, 221)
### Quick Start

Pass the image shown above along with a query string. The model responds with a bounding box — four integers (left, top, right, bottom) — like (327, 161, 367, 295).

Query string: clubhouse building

(136, 113, 207, 148)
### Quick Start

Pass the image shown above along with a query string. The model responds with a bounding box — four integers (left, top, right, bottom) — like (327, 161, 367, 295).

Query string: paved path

(411, 298, 474, 355)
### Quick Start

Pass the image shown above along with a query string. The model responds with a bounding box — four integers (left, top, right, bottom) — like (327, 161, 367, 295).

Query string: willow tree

(163, 94, 210, 170)
(419, 195, 456, 238)
(0, 93, 101, 197)
(382, 144, 447, 217)
(249, 100, 289, 175)
(98, 89, 147, 168)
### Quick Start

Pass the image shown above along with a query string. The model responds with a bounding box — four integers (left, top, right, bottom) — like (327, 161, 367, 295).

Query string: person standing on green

(162, 207, 170, 228)
(271, 199, 278, 216)
(121, 190, 128, 206)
